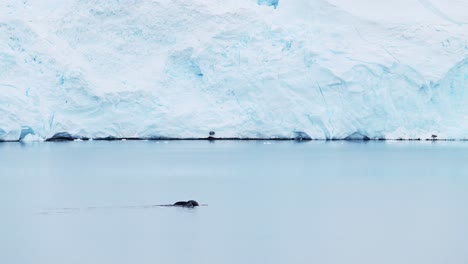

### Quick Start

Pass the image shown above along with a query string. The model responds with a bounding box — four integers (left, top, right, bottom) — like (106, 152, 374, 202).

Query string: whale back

(187, 200, 199, 207)
(173, 200, 199, 207)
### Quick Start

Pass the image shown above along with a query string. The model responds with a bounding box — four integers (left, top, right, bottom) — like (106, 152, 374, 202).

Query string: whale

(172, 200, 199, 208)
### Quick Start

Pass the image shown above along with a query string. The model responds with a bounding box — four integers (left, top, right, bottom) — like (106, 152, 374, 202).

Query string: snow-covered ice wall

(0, 0, 467, 141)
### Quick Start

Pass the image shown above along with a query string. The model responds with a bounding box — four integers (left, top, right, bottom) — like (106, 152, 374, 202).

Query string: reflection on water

(1, 141, 468, 264)
(39, 204, 209, 215)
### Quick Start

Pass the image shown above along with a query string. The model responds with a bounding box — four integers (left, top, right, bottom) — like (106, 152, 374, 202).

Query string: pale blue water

(1, 141, 467, 264)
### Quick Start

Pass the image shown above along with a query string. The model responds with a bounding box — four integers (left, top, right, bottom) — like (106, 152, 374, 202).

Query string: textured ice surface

(258, 0, 279, 9)
(0, 0, 467, 141)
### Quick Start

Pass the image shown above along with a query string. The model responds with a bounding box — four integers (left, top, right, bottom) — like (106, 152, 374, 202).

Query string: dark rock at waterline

(293, 131, 312, 141)
(94, 136, 119, 141)
(208, 131, 216, 140)
(344, 132, 370, 141)
(46, 132, 76, 142)
(45, 132, 90, 141)
(147, 136, 172, 140)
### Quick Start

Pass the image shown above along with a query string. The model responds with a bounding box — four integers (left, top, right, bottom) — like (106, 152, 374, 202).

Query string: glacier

(0, 0, 467, 141)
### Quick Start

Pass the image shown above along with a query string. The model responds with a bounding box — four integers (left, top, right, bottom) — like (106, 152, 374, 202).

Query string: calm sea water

(1, 141, 467, 264)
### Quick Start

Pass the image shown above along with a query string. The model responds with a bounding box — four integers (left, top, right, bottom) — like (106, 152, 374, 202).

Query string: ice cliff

(0, 0, 467, 141)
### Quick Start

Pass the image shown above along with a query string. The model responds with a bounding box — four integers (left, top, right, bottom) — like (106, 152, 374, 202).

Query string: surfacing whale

(172, 200, 200, 208)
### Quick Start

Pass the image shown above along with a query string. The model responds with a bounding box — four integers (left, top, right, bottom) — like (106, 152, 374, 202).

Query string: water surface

(1, 141, 467, 264)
